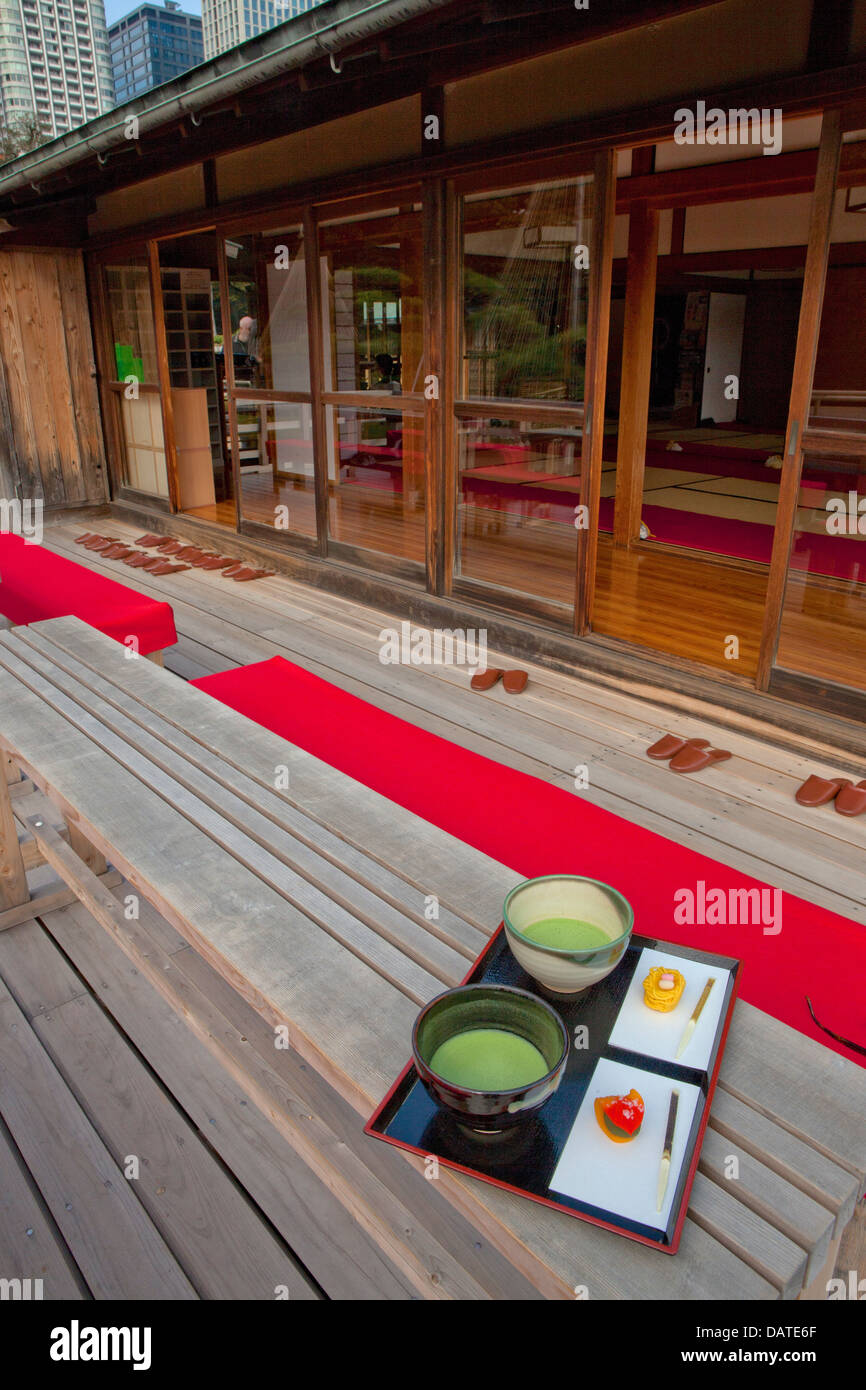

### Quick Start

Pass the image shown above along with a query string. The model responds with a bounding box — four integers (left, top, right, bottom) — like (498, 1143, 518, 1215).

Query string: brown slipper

(140, 556, 170, 571)
(834, 780, 866, 817)
(173, 545, 205, 561)
(470, 668, 504, 692)
(502, 669, 528, 694)
(220, 563, 245, 577)
(134, 533, 163, 547)
(233, 568, 273, 582)
(669, 746, 732, 774)
(100, 543, 135, 559)
(123, 551, 155, 567)
(647, 734, 711, 761)
(148, 562, 191, 576)
(83, 535, 116, 550)
(794, 775, 852, 808)
(197, 555, 236, 570)
(75, 532, 99, 544)
(154, 539, 184, 554)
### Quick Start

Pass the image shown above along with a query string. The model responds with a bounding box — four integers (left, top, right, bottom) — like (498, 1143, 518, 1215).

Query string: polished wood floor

(182, 468, 866, 692)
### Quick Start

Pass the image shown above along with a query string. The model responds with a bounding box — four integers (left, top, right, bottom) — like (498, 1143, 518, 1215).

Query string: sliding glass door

(588, 123, 822, 679)
(450, 165, 598, 625)
(770, 115, 866, 702)
(317, 196, 427, 576)
(221, 222, 318, 548)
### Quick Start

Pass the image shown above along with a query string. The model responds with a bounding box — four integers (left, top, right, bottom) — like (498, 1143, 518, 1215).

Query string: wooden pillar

(0, 763, 29, 911)
(613, 202, 659, 547)
(64, 816, 108, 877)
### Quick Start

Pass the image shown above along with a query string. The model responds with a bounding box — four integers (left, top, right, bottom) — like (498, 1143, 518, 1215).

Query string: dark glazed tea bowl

(412, 983, 569, 1133)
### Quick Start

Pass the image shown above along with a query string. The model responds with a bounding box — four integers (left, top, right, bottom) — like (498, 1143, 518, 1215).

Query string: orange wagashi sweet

(594, 1088, 645, 1143)
(643, 965, 686, 1012)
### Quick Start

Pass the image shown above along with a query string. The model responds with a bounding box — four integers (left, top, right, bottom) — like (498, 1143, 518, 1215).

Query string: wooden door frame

(147, 237, 180, 514)
(755, 108, 844, 689)
(578, 146, 617, 633)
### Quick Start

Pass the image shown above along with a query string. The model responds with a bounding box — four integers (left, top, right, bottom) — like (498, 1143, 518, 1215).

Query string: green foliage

(464, 264, 587, 399)
(0, 114, 51, 166)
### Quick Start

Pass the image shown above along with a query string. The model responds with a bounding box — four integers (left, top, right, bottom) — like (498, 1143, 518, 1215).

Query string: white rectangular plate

(608, 946, 732, 1070)
(549, 1057, 701, 1229)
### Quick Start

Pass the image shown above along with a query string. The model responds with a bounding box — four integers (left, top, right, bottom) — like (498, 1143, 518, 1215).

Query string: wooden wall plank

(0, 252, 40, 499)
(57, 251, 108, 504)
(0, 249, 107, 509)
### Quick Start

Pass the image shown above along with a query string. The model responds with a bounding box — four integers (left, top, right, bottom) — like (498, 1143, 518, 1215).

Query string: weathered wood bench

(0, 614, 863, 1300)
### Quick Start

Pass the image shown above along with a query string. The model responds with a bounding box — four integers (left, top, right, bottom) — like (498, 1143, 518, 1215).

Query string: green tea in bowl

(503, 875, 634, 995)
(520, 917, 611, 951)
(412, 983, 569, 1132)
(429, 1027, 549, 1091)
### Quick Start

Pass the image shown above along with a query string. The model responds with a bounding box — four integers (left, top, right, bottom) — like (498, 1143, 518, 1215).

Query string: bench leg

(0, 764, 30, 911)
(145, 649, 164, 667)
(3, 754, 18, 785)
(64, 817, 108, 877)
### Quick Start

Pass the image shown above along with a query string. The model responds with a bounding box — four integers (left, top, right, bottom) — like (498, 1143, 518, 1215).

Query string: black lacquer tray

(366, 927, 740, 1253)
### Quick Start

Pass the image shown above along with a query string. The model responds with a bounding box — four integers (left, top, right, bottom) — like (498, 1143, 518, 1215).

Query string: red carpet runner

(193, 656, 865, 1068)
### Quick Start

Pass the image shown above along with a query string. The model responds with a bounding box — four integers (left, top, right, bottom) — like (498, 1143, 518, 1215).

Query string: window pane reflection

(461, 178, 593, 403)
(327, 406, 425, 564)
(236, 399, 316, 539)
(319, 203, 424, 399)
(455, 416, 581, 616)
(222, 227, 310, 393)
(105, 260, 158, 385)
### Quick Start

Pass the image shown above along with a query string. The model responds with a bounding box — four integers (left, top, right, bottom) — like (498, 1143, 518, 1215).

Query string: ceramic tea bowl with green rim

(503, 874, 634, 996)
(412, 983, 569, 1132)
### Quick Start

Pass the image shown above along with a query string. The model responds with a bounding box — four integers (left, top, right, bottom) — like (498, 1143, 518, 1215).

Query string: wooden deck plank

(171, 940, 543, 1302)
(26, 617, 518, 933)
(0, 1115, 86, 1300)
(697, 1127, 835, 1284)
(0, 914, 87, 1019)
(38, 894, 476, 1301)
(719, 1005, 866, 1189)
(15, 624, 487, 961)
(0, 978, 197, 1300)
(687, 1170, 808, 1299)
(0, 646, 425, 1115)
(32, 992, 318, 1302)
(1, 641, 446, 1005)
(708, 1088, 860, 1236)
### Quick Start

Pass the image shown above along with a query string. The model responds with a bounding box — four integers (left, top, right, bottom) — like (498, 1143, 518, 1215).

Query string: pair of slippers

(646, 733, 732, 775)
(470, 668, 528, 695)
(794, 775, 866, 817)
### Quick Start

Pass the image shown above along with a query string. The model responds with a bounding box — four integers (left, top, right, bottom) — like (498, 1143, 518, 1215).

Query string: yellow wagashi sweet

(643, 965, 686, 1012)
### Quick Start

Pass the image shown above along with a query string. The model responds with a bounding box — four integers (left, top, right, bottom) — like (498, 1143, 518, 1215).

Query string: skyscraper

(0, 0, 115, 139)
(108, 1, 203, 104)
(202, 0, 324, 62)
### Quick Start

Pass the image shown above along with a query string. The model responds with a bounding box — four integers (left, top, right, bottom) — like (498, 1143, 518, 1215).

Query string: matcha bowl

(412, 983, 569, 1132)
(503, 874, 633, 996)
